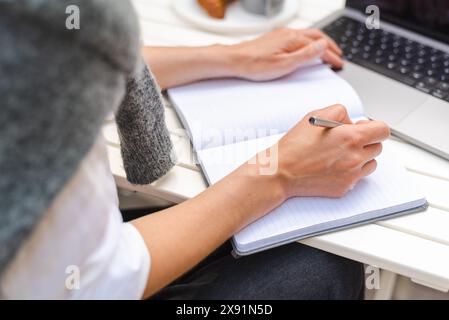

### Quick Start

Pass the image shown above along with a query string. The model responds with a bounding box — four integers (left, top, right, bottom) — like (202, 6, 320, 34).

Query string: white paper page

(198, 136, 426, 253)
(168, 63, 364, 150)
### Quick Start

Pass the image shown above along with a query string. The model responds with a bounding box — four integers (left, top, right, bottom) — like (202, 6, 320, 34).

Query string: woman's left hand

(225, 28, 344, 81)
(144, 28, 343, 89)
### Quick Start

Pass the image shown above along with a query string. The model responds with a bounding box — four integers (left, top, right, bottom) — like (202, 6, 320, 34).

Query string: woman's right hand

(258, 104, 390, 200)
(134, 104, 389, 298)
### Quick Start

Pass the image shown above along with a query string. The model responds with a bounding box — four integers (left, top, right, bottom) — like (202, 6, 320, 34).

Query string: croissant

(197, 0, 234, 19)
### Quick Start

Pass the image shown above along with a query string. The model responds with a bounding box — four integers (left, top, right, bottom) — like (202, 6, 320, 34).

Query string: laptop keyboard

(322, 17, 449, 102)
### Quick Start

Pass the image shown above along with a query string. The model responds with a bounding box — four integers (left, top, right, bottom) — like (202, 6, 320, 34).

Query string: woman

(0, 0, 389, 299)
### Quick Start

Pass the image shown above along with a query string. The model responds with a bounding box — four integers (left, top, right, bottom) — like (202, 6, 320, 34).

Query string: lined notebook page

(168, 63, 364, 150)
(198, 136, 426, 254)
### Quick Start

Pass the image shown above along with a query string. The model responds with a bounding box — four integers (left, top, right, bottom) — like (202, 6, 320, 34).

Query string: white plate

(172, 0, 299, 35)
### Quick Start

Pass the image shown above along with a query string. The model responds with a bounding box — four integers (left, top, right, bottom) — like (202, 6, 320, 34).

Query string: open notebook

(168, 63, 427, 256)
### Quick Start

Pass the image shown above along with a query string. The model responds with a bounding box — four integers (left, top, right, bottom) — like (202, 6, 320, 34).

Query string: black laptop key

(417, 49, 427, 57)
(437, 82, 449, 92)
(387, 54, 397, 62)
(430, 62, 441, 69)
(333, 17, 347, 27)
(399, 66, 410, 74)
(380, 43, 389, 51)
(392, 47, 401, 55)
(426, 69, 437, 77)
(416, 57, 426, 64)
(350, 47, 359, 55)
(392, 41, 401, 48)
(404, 46, 414, 53)
(362, 52, 371, 60)
(400, 59, 410, 66)
(374, 57, 385, 64)
(368, 32, 377, 40)
(412, 72, 424, 80)
(432, 89, 448, 99)
(430, 55, 439, 62)
(387, 62, 397, 69)
(424, 77, 438, 86)
(375, 49, 384, 57)
(415, 82, 432, 93)
(404, 52, 414, 60)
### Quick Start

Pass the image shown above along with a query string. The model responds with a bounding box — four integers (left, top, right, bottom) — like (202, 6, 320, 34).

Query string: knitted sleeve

(115, 59, 177, 185)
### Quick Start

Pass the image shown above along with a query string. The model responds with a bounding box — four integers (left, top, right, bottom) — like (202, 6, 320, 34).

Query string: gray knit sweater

(0, 0, 176, 275)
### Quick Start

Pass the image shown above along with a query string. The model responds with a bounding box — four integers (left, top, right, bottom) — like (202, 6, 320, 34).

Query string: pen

(309, 116, 343, 128)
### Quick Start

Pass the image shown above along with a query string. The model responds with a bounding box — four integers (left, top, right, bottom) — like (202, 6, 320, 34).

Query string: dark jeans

(151, 241, 365, 300)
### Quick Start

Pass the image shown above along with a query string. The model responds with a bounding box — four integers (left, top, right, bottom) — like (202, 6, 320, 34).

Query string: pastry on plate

(197, 0, 234, 19)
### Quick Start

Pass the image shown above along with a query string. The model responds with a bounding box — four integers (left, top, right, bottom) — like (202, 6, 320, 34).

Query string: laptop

(313, 0, 449, 160)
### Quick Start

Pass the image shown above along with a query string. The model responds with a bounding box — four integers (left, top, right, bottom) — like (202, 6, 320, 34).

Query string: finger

(290, 34, 313, 51)
(288, 34, 343, 69)
(300, 29, 342, 55)
(300, 29, 342, 56)
(288, 38, 328, 65)
(322, 49, 344, 69)
(355, 121, 391, 145)
(360, 143, 383, 163)
(310, 104, 353, 125)
(356, 119, 371, 125)
(360, 159, 378, 178)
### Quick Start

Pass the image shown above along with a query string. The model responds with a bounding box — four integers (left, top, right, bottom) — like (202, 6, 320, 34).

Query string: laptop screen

(346, 0, 449, 44)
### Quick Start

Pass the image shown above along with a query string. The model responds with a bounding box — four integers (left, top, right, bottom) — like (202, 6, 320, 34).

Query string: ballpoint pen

(309, 116, 344, 128)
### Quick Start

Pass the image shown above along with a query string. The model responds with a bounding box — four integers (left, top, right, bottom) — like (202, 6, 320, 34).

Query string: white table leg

(373, 269, 397, 300)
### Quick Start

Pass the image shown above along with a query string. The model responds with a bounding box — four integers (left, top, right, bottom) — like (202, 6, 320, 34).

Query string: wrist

(237, 157, 289, 207)
(205, 44, 246, 79)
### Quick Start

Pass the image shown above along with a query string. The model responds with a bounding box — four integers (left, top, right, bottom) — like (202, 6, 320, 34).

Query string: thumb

(288, 38, 327, 65)
(311, 104, 353, 125)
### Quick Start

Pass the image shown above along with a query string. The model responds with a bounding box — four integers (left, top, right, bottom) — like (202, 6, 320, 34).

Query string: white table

(104, 0, 449, 299)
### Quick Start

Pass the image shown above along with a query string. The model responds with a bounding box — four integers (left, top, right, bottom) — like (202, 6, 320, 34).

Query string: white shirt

(0, 135, 150, 299)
